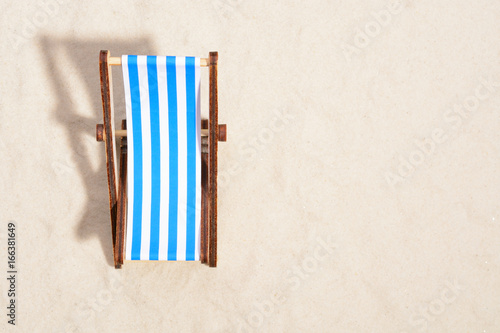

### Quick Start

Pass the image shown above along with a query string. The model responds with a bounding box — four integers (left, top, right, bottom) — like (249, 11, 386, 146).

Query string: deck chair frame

(96, 50, 225, 268)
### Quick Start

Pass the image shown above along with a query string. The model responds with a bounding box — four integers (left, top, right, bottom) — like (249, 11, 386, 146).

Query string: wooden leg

(208, 52, 218, 268)
(200, 148, 209, 264)
(99, 50, 120, 268)
(114, 119, 127, 268)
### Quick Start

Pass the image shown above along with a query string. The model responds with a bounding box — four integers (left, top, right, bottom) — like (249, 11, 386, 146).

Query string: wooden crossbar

(96, 125, 226, 142)
(108, 56, 209, 67)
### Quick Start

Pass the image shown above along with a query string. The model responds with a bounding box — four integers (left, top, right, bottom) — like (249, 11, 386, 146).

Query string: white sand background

(1, 0, 500, 332)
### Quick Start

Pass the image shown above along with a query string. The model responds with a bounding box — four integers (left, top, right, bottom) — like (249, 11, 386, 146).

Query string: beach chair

(96, 50, 226, 268)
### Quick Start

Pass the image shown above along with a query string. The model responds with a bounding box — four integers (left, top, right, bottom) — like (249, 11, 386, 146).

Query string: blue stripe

(128, 56, 143, 260)
(147, 56, 161, 260)
(185, 57, 196, 260)
(166, 56, 178, 260)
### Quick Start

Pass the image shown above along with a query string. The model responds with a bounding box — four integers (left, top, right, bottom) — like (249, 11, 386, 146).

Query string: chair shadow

(39, 36, 156, 267)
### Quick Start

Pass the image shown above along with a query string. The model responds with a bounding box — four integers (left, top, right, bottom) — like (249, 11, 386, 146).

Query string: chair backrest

(121, 55, 202, 261)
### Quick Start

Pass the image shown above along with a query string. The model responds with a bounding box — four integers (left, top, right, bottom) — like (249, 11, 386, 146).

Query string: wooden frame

(96, 50, 225, 268)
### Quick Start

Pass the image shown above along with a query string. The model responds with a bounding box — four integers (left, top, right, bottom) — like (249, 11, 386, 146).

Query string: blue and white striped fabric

(122, 55, 201, 261)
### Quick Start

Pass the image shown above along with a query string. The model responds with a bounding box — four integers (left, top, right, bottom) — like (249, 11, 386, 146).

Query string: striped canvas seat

(122, 55, 201, 261)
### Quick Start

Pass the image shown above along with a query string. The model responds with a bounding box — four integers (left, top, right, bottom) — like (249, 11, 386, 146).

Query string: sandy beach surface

(1, 0, 500, 332)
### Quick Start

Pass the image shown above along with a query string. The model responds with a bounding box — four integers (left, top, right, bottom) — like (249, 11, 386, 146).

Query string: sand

(1, 0, 500, 332)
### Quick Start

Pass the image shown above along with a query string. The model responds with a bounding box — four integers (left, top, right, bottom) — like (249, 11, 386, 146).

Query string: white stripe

(157, 56, 170, 260)
(122, 55, 134, 261)
(137, 56, 152, 260)
(194, 57, 201, 260)
(176, 57, 188, 260)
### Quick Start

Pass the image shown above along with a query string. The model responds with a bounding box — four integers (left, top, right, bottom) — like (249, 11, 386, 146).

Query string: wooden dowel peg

(218, 124, 227, 142)
(96, 124, 104, 142)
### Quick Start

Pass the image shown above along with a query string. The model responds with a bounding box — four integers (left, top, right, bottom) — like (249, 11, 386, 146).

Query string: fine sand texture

(1, 0, 500, 332)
